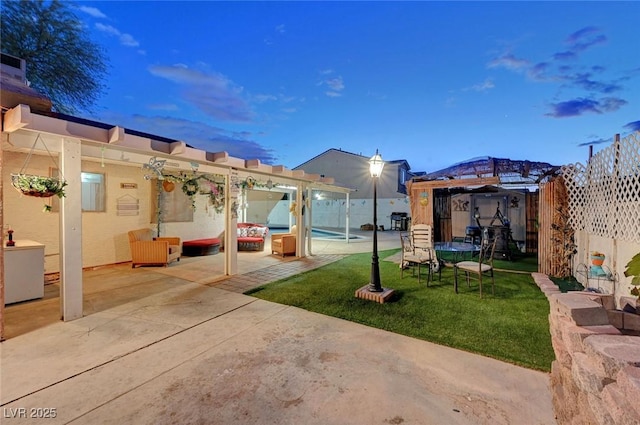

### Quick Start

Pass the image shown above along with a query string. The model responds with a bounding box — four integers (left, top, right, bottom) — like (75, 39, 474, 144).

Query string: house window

(48, 169, 106, 212)
(397, 167, 408, 195)
(81, 172, 106, 212)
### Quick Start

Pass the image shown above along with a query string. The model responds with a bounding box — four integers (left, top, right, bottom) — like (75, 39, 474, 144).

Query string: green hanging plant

(12, 173, 67, 198)
(12, 174, 67, 213)
(160, 172, 226, 212)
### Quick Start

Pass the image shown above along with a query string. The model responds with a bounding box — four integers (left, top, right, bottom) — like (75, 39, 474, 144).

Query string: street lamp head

(369, 149, 384, 178)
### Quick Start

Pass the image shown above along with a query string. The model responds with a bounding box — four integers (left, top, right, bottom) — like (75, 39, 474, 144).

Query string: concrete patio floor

(1, 230, 556, 424)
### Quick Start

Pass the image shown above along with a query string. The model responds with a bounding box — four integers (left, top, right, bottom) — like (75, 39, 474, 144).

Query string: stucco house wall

(4, 151, 225, 273)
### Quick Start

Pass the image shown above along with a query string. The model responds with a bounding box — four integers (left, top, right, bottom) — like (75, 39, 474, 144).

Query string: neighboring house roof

(0, 74, 52, 113)
(294, 148, 412, 172)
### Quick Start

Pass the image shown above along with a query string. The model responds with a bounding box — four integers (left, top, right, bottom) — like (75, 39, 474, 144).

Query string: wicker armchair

(128, 229, 181, 268)
(271, 225, 296, 257)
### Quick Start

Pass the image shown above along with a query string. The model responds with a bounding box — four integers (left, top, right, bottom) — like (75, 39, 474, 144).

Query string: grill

(390, 212, 408, 231)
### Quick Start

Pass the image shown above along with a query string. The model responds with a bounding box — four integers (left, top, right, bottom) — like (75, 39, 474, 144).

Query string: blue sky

(73, 1, 640, 174)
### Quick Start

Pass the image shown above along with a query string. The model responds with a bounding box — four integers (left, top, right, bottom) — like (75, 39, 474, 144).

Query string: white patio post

(306, 186, 313, 255)
(296, 183, 305, 257)
(225, 170, 239, 276)
(59, 137, 83, 321)
(345, 192, 351, 242)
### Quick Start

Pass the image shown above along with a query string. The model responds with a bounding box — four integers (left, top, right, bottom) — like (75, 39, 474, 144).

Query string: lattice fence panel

(562, 162, 587, 231)
(561, 131, 640, 244)
(616, 132, 640, 241)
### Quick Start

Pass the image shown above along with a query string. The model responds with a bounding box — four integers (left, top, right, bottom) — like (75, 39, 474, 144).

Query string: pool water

(269, 227, 364, 240)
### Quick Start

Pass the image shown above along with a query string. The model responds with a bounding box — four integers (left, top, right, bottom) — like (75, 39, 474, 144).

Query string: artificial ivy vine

(162, 172, 225, 212)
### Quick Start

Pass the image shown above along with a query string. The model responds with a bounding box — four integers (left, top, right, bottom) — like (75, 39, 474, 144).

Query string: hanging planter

(11, 134, 67, 212)
(162, 180, 175, 192)
(11, 173, 67, 198)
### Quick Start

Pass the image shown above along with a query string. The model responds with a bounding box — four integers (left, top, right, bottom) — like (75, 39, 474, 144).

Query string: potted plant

(11, 173, 67, 198)
(591, 251, 606, 266)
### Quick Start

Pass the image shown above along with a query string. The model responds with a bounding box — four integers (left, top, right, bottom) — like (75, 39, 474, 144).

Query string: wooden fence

(539, 176, 573, 277)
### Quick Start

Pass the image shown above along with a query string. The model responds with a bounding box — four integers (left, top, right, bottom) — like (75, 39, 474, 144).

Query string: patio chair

(411, 224, 441, 283)
(453, 236, 498, 298)
(400, 232, 436, 285)
(128, 228, 181, 268)
(271, 225, 297, 257)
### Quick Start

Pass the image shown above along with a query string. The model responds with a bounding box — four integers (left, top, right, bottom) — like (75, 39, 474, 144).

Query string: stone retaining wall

(532, 273, 640, 425)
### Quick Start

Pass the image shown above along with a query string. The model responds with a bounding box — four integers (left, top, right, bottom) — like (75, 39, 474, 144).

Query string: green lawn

(246, 249, 554, 372)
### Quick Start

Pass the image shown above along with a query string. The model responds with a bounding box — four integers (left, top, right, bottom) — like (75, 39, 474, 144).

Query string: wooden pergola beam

(407, 176, 501, 227)
(410, 176, 500, 189)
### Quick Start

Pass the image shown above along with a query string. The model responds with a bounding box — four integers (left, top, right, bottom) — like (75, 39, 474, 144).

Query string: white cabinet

(4, 240, 45, 305)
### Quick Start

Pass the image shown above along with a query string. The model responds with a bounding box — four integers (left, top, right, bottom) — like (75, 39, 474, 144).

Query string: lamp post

(368, 150, 384, 292)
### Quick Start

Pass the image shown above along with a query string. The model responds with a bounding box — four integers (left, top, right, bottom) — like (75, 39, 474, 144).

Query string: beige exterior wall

(4, 151, 225, 273)
(574, 230, 640, 307)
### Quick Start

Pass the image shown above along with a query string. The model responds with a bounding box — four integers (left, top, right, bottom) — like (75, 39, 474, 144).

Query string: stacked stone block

(532, 273, 640, 425)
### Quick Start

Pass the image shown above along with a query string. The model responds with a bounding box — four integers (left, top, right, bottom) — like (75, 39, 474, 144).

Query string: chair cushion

(238, 236, 263, 243)
(183, 238, 221, 247)
(129, 228, 153, 242)
(248, 227, 266, 237)
(237, 224, 268, 238)
(404, 254, 430, 264)
(456, 261, 492, 272)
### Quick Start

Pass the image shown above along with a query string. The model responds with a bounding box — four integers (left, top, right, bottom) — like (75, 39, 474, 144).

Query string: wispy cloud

(148, 65, 253, 122)
(565, 26, 607, 53)
(129, 114, 277, 163)
(95, 23, 140, 47)
(464, 78, 495, 92)
(527, 62, 558, 82)
(553, 27, 607, 61)
(488, 26, 630, 118)
(77, 5, 107, 19)
(487, 53, 529, 71)
(264, 24, 286, 45)
(252, 94, 278, 104)
(318, 70, 345, 97)
(546, 96, 627, 118)
(147, 103, 179, 111)
(571, 73, 622, 93)
(326, 77, 344, 92)
(577, 136, 611, 147)
(624, 120, 640, 132)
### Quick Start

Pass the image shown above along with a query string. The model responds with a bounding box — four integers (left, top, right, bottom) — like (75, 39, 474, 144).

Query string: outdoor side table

(434, 241, 480, 263)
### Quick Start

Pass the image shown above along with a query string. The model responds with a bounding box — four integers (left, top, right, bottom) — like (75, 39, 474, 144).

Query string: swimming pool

(269, 227, 364, 240)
